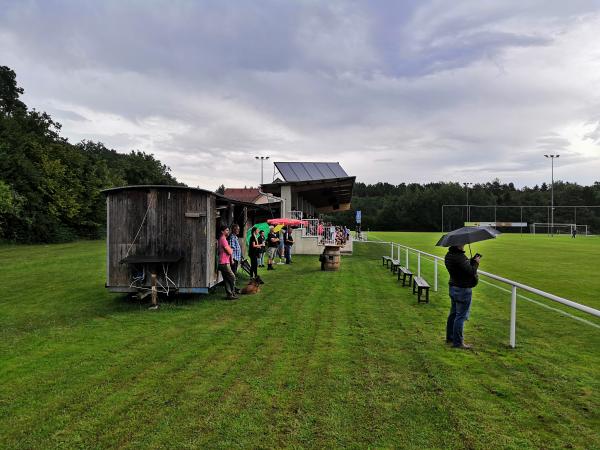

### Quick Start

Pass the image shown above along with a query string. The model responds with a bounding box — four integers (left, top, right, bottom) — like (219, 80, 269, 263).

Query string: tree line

(0, 66, 179, 243)
(323, 180, 600, 233)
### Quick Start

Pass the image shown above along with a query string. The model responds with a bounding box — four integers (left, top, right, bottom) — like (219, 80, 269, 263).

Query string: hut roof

(101, 185, 267, 210)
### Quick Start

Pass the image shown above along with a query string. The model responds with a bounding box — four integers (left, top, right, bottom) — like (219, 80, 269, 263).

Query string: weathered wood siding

(107, 188, 215, 289)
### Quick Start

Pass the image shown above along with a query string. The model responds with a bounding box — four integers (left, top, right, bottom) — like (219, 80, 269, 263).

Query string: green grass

(0, 238, 599, 449)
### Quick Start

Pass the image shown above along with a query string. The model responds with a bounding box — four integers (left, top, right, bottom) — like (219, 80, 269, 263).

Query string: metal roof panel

(274, 162, 348, 182)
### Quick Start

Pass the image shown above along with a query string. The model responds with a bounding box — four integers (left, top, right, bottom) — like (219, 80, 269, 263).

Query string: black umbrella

(436, 226, 500, 255)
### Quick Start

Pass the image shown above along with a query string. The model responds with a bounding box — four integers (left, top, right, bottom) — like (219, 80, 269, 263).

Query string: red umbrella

(267, 218, 307, 227)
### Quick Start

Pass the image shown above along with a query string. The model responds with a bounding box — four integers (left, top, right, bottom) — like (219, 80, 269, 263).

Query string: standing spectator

(217, 225, 237, 299)
(257, 230, 266, 267)
(248, 226, 260, 279)
(277, 229, 285, 264)
(267, 226, 280, 270)
(284, 226, 294, 264)
(228, 223, 242, 274)
(444, 245, 481, 349)
(228, 223, 242, 294)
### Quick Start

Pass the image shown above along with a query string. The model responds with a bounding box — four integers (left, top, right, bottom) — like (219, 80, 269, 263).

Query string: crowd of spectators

(216, 223, 295, 300)
(216, 219, 352, 299)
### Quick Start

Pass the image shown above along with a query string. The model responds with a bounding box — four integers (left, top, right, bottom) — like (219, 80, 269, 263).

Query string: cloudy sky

(2, 0, 600, 189)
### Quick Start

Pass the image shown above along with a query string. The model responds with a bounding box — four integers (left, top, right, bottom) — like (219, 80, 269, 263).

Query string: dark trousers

(284, 245, 292, 263)
(218, 263, 236, 296)
(446, 286, 472, 346)
(250, 255, 258, 278)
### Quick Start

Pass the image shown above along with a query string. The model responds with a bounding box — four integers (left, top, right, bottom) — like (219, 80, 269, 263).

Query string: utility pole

(544, 154, 559, 236)
(254, 156, 270, 185)
(463, 182, 473, 223)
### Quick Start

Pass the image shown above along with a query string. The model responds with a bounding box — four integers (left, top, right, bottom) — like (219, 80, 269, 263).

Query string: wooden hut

(103, 185, 264, 295)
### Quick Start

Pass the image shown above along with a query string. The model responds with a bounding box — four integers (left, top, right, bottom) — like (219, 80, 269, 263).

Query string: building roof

(261, 176, 356, 212)
(223, 188, 261, 203)
(101, 185, 267, 209)
(274, 162, 348, 182)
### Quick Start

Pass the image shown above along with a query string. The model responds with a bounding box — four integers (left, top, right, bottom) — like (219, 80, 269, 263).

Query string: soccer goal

(531, 223, 588, 236)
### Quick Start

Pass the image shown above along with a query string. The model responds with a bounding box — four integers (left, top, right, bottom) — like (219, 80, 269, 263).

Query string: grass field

(1, 236, 599, 449)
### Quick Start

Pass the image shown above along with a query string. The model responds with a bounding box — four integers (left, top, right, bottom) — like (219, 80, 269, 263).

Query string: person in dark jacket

(445, 245, 480, 349)
(248, 226, 261, 279)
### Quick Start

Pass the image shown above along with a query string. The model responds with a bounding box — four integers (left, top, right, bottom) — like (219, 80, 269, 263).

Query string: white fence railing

(303, 219, 319, 238)
(290, 210, 303, 221)
(362, 240, 600, 348)
(323, 226, 336, 245)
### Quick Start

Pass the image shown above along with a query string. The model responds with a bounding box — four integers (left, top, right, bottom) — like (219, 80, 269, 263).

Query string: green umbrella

(246, 222, 271, 245)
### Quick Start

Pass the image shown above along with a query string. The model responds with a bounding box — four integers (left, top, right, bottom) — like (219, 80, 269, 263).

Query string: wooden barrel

(321, 245, 341, 271)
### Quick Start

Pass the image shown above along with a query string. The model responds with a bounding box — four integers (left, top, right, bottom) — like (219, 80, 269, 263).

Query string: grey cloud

(584, 121, 600, 143)
(536, 135, 571, 150)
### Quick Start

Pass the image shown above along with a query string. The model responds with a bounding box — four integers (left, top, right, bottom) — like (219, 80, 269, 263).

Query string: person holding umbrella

(437, 226, 500, 349)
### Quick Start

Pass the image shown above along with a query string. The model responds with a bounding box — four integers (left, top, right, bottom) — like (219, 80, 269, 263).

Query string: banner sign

(356, 210, 362, 224)
(465, 222, 527, 227)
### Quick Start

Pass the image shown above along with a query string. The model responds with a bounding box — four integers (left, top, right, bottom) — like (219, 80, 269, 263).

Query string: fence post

(397, 243, 400, 261)
(390, 242, 394, 259)
(417, 253, 421, 277)
(434, 258, 438, 292)
(405, 248, 409, 269)
(510, 285, 517, 348)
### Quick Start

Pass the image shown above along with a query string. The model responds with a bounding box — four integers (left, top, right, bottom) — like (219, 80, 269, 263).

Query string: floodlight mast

(463, 182, 473, 222)
(255, 156, 270, 185)
(544, 154, 559, 236)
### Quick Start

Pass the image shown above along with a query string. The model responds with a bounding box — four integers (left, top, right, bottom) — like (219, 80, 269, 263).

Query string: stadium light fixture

(544, 154, 560, 236)
(255, 156, 270, 185)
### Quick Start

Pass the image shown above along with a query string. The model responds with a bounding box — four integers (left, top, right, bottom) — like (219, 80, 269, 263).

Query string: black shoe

(453, 343, 472, 349)
(256, 276, 265, 285)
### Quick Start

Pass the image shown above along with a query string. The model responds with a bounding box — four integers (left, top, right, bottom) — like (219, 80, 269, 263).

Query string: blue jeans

(285, 245, 292, 263)
(446, 286, 472, 346)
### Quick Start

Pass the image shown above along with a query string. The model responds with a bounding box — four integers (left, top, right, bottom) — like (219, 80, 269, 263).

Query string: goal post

(531, 223, 588, 236)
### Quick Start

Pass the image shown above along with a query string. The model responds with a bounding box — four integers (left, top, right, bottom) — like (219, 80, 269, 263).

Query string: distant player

(572, 228, 577, 238)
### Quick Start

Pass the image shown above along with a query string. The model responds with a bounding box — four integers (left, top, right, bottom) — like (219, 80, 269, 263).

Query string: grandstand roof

(274, 162, 348, 182)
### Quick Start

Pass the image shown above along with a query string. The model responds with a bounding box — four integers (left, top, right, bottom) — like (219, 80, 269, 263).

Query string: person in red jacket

(218, 225, 237, 300)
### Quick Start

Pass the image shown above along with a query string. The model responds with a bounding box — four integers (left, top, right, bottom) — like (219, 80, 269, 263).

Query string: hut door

(184, 210, 208, 288)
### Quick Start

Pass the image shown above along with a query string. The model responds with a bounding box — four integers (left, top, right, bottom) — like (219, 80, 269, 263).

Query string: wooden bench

(412, 276, 430, 303)
(390, 259, 401, 273)
(382, 256, 392, 267)
(397, 266, 413, 287)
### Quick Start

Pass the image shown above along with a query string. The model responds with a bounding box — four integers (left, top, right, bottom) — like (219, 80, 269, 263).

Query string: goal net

(531, 223, 588, 236)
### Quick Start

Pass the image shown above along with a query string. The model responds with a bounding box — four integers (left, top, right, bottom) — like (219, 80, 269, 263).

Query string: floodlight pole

(544, 154, 559, 237)
(463, 182, 473, 223)
(255, 156, 270, 185)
